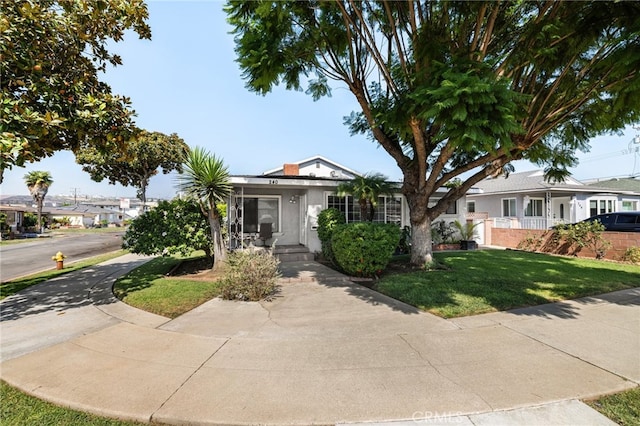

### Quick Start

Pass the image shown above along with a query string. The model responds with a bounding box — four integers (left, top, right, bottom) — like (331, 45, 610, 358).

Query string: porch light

(289, 195, 297, 204)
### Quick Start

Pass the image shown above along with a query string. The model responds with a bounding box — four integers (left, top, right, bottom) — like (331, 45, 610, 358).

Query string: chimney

(283, 163, 299, 176)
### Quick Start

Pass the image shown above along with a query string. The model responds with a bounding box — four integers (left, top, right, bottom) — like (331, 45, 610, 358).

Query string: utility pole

(70, 187, 80, 205)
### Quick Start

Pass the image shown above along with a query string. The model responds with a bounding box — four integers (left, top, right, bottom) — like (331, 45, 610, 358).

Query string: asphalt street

(0, 231, 124, 282)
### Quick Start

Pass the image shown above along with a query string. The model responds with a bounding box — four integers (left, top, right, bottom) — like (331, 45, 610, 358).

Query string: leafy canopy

(75, 130, 189, 204)
(0, 0, 151, 182)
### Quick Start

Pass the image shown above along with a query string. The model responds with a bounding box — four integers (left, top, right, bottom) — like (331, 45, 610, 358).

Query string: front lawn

(586, 387, 640, 425)
(113, 252, 222, 318)
(376, 250, 640, 318)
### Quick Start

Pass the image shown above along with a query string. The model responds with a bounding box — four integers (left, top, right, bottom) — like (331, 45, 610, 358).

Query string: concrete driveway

(0, 255, 638, 425)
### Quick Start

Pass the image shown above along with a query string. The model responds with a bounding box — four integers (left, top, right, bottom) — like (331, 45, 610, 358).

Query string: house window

(467, 201, 476, 213)
(589, 198, 616, 217)
(622, 200, 637, 211)
(327, 194, 401, 225)
(445, 200, 457, 215)
(502, 198, 516, 217)
(242, 196, 280, 233)
(524, 198, 544, 217)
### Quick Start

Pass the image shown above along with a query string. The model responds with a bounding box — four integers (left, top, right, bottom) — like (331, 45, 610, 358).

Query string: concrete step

(276, 252, 315, 262)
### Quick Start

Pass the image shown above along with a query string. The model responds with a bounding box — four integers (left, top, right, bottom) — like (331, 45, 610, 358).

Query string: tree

(76, 131, 189, 208)
(337, 172, 395, 222)
(0, 0, 151, 183)
(175, 147, 232, 270)
(123, 198, 213, 260)
(24, 170, 53, 233)
(226, 1, 640, 266)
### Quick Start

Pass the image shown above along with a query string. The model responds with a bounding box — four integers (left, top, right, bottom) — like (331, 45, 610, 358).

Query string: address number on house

(269, 179, 278, 184)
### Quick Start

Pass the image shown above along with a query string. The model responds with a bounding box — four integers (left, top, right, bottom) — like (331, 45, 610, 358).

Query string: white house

(228, 155, 467, 254)
(466, 170, 640, 230)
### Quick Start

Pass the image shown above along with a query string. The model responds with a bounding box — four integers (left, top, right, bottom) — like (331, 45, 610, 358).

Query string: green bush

(621, 246, 640, 264)
(331, 222, 401, 277)
(554, 220, 611, 259)
(219, 248, 280, 301)
(317, 208, 345, 263)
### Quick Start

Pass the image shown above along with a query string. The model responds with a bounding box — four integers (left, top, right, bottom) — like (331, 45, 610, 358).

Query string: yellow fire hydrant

(52, 251, 66, 270)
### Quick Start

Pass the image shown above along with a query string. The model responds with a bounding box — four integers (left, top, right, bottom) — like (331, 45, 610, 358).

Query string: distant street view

(0, 232, 124, 282)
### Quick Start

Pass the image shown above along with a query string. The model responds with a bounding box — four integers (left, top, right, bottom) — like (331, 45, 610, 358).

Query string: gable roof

(472, 170, 639, 196)
(262, 155, 361, 179)
(586, 177, 640, 192)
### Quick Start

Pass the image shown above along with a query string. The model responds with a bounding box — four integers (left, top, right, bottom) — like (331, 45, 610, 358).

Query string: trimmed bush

(621, 246, 640, 264)
(331, 222, 401, 277)
(317, 208, 346, 263)
(219, 248, 280, 301)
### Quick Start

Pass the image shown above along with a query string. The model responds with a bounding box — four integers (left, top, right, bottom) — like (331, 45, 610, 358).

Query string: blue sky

(2, 1, 639, 199)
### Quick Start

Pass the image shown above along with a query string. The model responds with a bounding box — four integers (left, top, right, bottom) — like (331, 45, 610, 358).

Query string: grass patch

(0, 381, 145, 426)
(113, 252, 222, 318)
(586, 387, 640, 425)
(0, 250, 127, 300)
(376, 250, 640, 318)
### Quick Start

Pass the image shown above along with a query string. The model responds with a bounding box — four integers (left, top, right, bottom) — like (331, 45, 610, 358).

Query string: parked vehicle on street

(582, 212, 640, 232)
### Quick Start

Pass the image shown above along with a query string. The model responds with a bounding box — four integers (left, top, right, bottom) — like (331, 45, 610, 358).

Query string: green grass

(586, 387, 640, 425)
(113, 252, 222, 318)
(0, 381, 145, 426)
(0, 250, 128, 300)
(376, 250, 640, 317)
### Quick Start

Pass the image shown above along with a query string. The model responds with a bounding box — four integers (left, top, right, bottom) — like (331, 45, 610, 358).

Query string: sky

(2, 1, 640, 199)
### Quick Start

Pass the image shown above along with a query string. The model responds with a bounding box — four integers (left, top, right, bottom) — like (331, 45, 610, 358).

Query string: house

(467, 170, 640, 230)
(228, 155, 467, 254)
(0, 204, 37, 233)
(45, 207, 100, 228)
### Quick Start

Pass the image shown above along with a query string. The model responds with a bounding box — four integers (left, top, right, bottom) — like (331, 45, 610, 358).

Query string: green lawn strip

(376, 250, 640, 318)
(586, 387, 640, 425)
(0, 250, 128, 300)
(113, 252, 221, 318)
(0, 381, 146, 426)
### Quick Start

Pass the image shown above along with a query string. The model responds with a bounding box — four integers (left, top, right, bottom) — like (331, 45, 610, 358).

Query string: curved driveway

(0, 254, 638, 425)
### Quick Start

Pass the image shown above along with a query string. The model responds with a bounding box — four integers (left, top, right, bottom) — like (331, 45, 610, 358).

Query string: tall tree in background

(226, 1, 640, 266)
(24, 170, 53, 233)
(176, 147, 232, 271)
(337, 173, 395, 222)
(76, 131, 189, 208)
(0, 0, 151, 183)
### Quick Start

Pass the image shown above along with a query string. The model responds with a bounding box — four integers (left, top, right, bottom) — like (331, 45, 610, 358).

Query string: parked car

(582, 211, 640, 232)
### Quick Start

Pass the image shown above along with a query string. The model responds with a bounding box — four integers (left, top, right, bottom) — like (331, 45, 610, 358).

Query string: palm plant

(336, 172, 395, 222)
(24, 171, 53, 233)
(175, 147, 231, 270)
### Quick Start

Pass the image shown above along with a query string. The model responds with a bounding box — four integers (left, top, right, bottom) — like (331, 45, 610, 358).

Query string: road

(0, 232, 125, 282)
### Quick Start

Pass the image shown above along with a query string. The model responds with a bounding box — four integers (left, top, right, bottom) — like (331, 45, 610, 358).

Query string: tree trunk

(37, 197, 43, 234)
(405, 191, 434, 266)
(208, 209, 227, 270)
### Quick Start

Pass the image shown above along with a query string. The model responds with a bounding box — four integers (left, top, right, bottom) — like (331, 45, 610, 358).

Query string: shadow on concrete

(0, 257, 147, 322)
(278, 261, 423, 315)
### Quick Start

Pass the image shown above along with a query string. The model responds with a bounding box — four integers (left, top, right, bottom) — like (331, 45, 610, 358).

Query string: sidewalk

(0, 255, 638, 425)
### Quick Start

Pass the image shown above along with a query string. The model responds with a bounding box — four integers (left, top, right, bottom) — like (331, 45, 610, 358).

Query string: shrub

(317, 208, 345, 263)
(554, 220, 611, 259)
(621, 247, 640, 264)
(219, 248, 280, 301)
(431, 220, 456, 244)
(331, 222, 401, 277)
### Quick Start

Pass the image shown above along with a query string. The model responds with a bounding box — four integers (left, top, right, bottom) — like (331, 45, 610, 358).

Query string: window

(502, 198, 516, 217)
(622, 200, 638, 211)
(326, 194, 401, 225)
(524, 198, 543, 217)
(445, 200, 457, 215)
(242, 197, 280, 233)
(467, 201, 476, 213)
(589, 198, 616, 217)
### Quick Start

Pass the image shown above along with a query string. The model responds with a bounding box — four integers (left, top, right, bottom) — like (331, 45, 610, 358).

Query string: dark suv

(583, 212, 640, 232)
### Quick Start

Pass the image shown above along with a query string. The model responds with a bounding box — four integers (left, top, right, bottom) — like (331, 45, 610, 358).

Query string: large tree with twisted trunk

(226, 1, 640, 266)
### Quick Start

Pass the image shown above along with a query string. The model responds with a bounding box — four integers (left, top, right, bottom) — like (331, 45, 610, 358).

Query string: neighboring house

(229, 155, 467, 253)
(467, 170, 640, 230)
(45, 207, 97, 228)
(0, 204, 36, 232)
(55, 204, 134, 227)
(80, 199, 156, 218)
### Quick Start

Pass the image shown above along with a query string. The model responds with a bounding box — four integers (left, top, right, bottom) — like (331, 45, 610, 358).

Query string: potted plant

(453, 220, 480, 250)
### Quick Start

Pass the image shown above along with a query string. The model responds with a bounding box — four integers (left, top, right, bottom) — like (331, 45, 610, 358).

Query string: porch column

(545, 191, 552, 229)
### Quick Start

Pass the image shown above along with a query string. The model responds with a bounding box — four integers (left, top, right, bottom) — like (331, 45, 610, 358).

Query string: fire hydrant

(52, 251, 66, 270)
